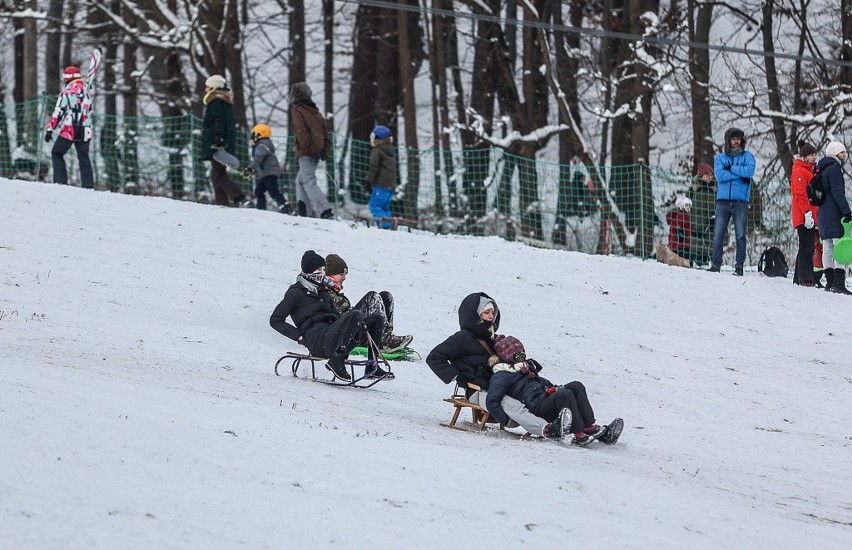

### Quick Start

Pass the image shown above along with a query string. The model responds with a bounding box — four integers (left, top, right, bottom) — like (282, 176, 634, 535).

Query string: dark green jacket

(200, 90, 236, 161)
(366, 142, 397, 191)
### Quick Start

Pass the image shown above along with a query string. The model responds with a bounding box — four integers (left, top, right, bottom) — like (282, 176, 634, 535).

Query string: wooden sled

(441, 383, 494, 432)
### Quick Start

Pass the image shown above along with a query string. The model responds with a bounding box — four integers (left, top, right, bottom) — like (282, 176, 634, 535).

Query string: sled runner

(275, 333, 394, 389)
(275, 353, 394, 388)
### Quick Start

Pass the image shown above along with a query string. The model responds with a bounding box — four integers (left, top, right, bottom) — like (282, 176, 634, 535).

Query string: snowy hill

(2, 180, 851, 549)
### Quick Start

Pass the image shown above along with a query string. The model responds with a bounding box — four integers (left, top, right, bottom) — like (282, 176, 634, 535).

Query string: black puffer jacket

(426, 292, 500, 390)
(816, 156, 852, 240)
(270, 275, 339, 354)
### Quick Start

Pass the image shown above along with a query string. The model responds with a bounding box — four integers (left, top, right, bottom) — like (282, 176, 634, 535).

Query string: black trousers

(52, 137, 93, 188)
(794, 225, 817, 284)
(254, 175, 287, 210)
(308, 310, 384, 359)
(535, 381, 596, 434)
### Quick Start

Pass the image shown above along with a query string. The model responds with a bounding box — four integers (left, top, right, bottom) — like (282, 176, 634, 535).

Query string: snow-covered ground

(2, 180, 851, 549)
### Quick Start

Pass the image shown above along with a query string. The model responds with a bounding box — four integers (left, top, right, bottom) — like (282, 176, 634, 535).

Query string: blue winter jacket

(486, 370, 553, 426)
(816, 156, 851, 240)
(714, 151, 756, 202)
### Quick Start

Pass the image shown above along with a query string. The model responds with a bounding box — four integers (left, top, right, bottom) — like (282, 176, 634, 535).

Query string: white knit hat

(825, 141, 847, 158)
(205, 74, 226, 89)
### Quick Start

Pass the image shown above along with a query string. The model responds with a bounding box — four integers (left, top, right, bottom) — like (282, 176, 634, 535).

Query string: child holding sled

(248, 124, 292, 213)
(485, 335, 622, 446)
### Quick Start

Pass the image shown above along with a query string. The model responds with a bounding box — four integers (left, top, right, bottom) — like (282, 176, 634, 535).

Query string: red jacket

(666, 210, 691, 251)
(791, 158, 818, 228)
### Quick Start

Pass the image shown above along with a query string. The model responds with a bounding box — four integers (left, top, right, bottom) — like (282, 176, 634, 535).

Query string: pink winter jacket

(47, 79, 93, 142)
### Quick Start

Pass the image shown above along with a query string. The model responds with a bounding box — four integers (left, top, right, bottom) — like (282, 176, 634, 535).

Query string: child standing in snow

(656, 195, 693, 268)
(485, 335, 622, 446)
(45, 65, 94, 188)
(365, 125, 397, 229)
(249, 124, 291, 213)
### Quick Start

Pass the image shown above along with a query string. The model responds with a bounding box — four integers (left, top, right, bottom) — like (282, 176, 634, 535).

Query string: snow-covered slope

(1, 180, 851, 549)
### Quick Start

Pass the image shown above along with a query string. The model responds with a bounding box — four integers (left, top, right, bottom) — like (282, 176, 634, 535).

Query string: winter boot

(572, 432, 594, 446)
(583, 424, 607, 440)
(364, 361, 390, 379)
(830, 268, 852, 295)
(814, 270, 825, 289)
(544, 408, 571, 440)
(824, 268, 835, 291)
(320, 208, 334, 220)
(325, 355, 351, 381)
(277, 200, 292, 214)
(382, 334, 413, 352)
(297, 201, 307, 217)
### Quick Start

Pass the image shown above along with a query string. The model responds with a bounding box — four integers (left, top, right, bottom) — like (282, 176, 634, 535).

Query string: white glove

(804, 211, 814, 229)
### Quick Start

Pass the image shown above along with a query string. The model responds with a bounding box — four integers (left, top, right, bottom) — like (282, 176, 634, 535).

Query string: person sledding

(322, 253, 413, 353)
(485, 335, 622, 446)
(269, 250, 391, 381)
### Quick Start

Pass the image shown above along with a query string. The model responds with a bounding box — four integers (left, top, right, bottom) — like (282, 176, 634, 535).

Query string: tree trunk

(323, 0, 336, 207)
(44, 0, 65, 98)
(397, 1, 419, 221)
(762, 0, 792, 177)
(688, 0, 714, 168)
(122, 41, 140, 192)
(348, 4, 380, 204)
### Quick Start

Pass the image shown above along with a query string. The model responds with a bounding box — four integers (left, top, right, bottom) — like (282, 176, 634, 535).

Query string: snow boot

(572, 432, 594, 446)
(583, 424, 607, 440)
(325, 355, 351, 381)
(297, 201, 307, 217)
(814, 270, 825, 289)
(597, 418, 624, 445)
(320, 208, 334, 220)
(382, 334, 413, 352)
(824, 268, 835, 291)
(830, 268, 852, 295)
(364, 361, 390, 379)
(544, 408, 570, 440)
(277, 200, 292, 214)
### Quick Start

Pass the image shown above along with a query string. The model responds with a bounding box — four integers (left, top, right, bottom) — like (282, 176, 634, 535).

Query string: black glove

(843, 214, 852, 224)
(213, 135, 225, 148)
(44, 130, 53, 143)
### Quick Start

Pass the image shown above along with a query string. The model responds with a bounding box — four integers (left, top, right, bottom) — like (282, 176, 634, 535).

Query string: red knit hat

(696, 163, 714, 179)
(63, 66, 81, 83)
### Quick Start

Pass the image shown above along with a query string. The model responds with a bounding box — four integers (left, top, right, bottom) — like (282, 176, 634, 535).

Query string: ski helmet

(675, 195, 692, 212)
(63, 66, 82, 83)
(251, 124, 272, 143)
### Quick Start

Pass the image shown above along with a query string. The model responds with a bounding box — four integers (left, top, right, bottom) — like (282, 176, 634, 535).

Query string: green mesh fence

(0, 98, 794, 267)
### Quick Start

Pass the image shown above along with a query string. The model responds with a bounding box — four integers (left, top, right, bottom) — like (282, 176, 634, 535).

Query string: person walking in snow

(270, 250, 390, 381)
(44, 65, 95, 189)
(485, 335, 621, 446)
(366, 125, 397, 229)
(322, 253, 413, 352)
(426, 293, 553, 438)
(790, 141, 820, 287)
(816, 141, 852, 294)
(290, 82, 333, 219)
(710, 128, 756, 275)
(200, 74, 245, 207)
(248, 124, 291, 213)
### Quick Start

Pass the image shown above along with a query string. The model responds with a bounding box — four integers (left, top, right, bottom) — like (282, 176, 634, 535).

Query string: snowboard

(598, 418, 623, 445)
(350, 346, 417, 361)
(212, 147, 240, 169)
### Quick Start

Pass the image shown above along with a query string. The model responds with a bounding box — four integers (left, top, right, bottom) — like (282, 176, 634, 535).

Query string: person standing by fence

(710, 128, 756, 276)
(790, 141, 819, 287)
(816, 141, 852, 294)
(366, 125, 397, 229)
(44, 66, 94, 189)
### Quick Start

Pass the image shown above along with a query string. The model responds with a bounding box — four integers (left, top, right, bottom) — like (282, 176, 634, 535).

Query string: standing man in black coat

(270, 251, 387, 381)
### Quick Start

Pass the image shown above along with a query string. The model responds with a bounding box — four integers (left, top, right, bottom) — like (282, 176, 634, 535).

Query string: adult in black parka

(426, 292, 500, 391)
(270, 250, 386, 381)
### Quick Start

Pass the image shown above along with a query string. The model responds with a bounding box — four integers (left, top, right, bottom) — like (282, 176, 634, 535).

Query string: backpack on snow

(758, 246, 789, 278)
(806, 166, 825, 206)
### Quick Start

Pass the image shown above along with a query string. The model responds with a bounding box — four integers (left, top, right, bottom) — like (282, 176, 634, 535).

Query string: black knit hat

(325, 254, 348, 276)
(301, 250, 326, 273)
